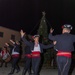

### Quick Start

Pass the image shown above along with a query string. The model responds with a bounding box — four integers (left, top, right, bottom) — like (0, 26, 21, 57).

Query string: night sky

(0, 0, 75, 34)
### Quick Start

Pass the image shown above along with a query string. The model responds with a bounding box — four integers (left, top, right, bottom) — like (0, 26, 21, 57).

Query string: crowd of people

(0, 24, 75, 75)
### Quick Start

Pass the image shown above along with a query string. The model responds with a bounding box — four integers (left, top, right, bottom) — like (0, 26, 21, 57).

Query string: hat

(33, 35, 40, 38)
(62, 24, 73, 30)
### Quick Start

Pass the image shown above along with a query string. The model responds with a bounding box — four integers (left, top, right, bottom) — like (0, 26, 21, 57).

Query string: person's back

(49, 24, 75, 75)
(54, 33, 75, 52)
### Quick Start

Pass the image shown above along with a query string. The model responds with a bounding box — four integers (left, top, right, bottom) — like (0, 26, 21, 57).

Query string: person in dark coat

(22, 45, 32, 75)
(20, 30, 55, 75)
(49, 24, 75, 75)
(5, 40, 21, 75)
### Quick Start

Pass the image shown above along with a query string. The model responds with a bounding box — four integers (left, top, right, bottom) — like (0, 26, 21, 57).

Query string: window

(0, 32, 4, 37)
(11, 35, 15, 41)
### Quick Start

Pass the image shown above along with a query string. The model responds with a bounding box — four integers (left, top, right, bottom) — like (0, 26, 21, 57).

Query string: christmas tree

(38, 12, 51, 68)
(38, 12, 48, 44)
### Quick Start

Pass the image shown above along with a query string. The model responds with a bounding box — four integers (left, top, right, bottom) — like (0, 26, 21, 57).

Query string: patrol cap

(62, 24, 73, 30)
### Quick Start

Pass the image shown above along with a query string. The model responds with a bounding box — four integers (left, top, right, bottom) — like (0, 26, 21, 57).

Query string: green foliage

(38, 12, 48, 38)
(38, 12, 48, 44)
(38, 12, 51, 67)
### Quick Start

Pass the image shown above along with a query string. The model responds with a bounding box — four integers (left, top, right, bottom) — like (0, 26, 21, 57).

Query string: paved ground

(0, 64, 75, 75)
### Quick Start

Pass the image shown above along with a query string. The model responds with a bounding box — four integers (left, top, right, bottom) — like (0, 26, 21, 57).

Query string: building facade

(0, 26, 20, 48)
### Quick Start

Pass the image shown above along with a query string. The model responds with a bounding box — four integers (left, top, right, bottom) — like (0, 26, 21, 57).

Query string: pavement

(0, 63, 75, 75)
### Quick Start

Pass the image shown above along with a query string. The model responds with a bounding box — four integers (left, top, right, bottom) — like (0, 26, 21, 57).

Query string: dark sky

(0, 0, 75, 34)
